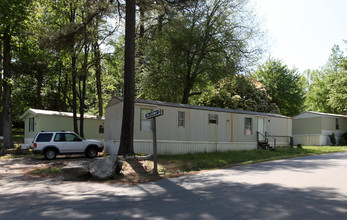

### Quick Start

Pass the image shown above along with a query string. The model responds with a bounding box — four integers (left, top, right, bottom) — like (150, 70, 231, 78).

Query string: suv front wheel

(85, 146, 98, 158)
(44, 148, 57, 160)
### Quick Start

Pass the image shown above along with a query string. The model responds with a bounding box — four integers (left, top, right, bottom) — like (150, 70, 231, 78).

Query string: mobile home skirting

(293, 134, 327, 146)
(105, 139, 291, 155)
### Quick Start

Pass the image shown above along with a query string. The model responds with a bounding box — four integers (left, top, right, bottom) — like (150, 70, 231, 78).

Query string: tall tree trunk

(0, 39, 3, 137)
(72, 52, 79, 134)
(181, 73, 193, 104)
(93, 42, 103, 117)
(181, 86, 191, 104)
(79, 40, 89, 138)
(137, 2, 146, 97)
(57, 59, 62, 111)
(3, 29, 13, 148)
(139, 3, 145, 38)
(118, 0, 136, 155)
(62, 71, 68, 112)
(158, 14, 164, 33)
(69, 5, 78, 134)
(79, 74, 87, 138)
(36, 69, 43, 109)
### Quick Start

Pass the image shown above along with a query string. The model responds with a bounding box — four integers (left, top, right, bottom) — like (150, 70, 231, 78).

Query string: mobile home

(293, 111, 347, 146)
(21, 109, 105, 144)
(105, 97, 292, 155)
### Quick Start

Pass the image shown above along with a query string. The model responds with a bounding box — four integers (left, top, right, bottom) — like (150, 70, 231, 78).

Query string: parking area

(0, 155, 94, 180)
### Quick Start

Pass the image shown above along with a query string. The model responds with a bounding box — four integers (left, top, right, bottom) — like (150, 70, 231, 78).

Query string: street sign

(145, 109, 164, 119)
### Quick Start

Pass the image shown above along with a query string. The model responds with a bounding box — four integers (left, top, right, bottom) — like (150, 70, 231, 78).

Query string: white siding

(104, 99, 293, 155)
(104, 102, 123, 154)
(293, 111, 347, 146)
(105, 139, 257, 155)
(293, 134, 326, 146)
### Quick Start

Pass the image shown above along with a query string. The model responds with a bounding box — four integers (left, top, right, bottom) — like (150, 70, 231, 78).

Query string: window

(209, 114, 218, 124)
(141, 108, 152, 131)
(244, 118, 253, 135)
(336, 118, 340, 130)
(29, 117, 35, 132)
(99, 123, 104, 134)
(36, 133, 53, 142)
(54, 133, 66, 142)
(65, 133, 82, 142)
(178, 111, 185, 127)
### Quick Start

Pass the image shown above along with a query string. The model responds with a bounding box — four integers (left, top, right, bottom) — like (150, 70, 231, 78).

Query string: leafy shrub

(329, 133, 336, 146)
(338, 132, 347, 146)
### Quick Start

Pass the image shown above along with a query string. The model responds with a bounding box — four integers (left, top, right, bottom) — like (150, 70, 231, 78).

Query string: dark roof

(108, 97, 291, 119)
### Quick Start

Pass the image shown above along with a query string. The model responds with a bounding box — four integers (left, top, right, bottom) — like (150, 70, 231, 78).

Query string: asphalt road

(1, 152, 347, 220)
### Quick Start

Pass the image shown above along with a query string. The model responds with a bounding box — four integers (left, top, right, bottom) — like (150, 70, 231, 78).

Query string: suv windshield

(36, 133, 53, 142)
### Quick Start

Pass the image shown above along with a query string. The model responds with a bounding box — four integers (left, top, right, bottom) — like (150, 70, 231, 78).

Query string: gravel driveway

(0, 156, 92, 181)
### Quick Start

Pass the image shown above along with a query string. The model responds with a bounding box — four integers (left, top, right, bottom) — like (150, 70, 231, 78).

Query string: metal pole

(152, 117, 158, 175)
(274, 138, 276, 149)
(256, 131, 259, 149)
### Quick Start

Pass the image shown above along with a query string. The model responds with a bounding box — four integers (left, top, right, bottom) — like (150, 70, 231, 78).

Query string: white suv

(32, 131, 103, 160)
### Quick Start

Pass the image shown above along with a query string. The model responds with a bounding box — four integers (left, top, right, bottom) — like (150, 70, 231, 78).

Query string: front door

(258, 118, 265, 141)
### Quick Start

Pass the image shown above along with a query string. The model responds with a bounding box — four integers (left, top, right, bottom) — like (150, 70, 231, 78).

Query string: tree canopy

(1, 0, 347, 150)
(137, 0, 264, 104)
(252, 58, 306, 116)
(198, 75, 279, 113)
(0, 0, 33, 148)
(305, 45, 347, 114)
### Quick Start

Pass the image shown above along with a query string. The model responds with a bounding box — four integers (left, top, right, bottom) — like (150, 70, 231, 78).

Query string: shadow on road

(0, 176, 346, 219)
(0, 152, 346, 219)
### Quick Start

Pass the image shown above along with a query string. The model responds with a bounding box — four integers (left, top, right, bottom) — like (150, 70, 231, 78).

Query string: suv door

(53, 133, 67, 153)
(63, 133, 84, 153)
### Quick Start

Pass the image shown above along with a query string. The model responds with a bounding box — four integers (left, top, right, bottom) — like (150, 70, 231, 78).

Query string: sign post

(145, 109, 164, 175)
(151, 117, 158, 174)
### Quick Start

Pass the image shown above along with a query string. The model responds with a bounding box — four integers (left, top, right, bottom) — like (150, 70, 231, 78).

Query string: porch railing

(256, 131, 269, 150)
(265, 131, 293, 148)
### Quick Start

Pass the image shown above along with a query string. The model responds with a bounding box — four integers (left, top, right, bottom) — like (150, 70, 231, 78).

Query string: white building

(293, 111, 347, 146)
(20, 109, 105, 144)
(105, 97, 292, 155)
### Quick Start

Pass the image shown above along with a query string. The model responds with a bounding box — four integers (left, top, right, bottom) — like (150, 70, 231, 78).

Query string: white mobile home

(20, 109, 105, 144)
(293, 111, 347, 146)
(105, 97, 292, 155)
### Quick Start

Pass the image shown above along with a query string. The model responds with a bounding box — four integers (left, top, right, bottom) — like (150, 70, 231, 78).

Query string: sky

(252, 0, 347, 72)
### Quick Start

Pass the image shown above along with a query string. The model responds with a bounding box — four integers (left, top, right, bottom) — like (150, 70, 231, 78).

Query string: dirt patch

(107, 159, 162, 184)
(106, 158, 206, 184)
(0, 153, 210, 185)
(0, 155, 187, 184)
(0, 156, 91, 176)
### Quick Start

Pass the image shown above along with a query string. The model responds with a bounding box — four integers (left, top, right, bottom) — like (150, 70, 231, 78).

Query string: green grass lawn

(158, 146, 347, 173)
(29, 167, 62, 177)
(13, 128, 24, 143)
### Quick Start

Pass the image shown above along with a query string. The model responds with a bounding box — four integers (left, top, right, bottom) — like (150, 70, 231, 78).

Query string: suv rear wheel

(44, 149, 57, 160)
(86, 146, 98, 158)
